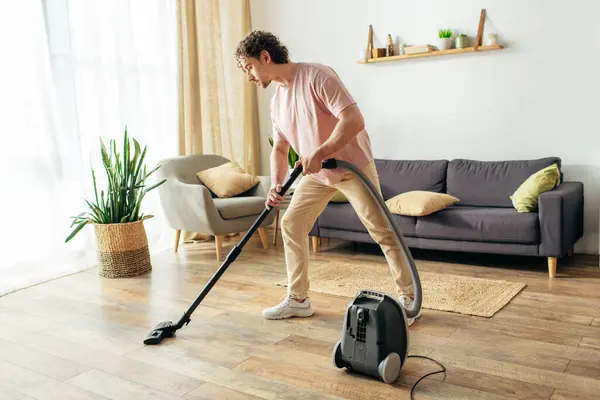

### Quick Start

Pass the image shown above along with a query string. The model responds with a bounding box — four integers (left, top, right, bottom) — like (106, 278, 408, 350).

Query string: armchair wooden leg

(311, 236, 320, 253)
(568, 247, 574, 257)
(215, 235, 224, 261)
(174, 230, 181, 252)
(257, 227, 268, 250)
(548, 257, 557, 278)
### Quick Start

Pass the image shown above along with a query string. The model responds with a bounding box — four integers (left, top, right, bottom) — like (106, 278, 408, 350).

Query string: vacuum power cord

(406, 355, 447, 399)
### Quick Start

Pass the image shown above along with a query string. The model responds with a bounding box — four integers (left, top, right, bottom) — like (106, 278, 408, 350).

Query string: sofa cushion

(318, 203, 416, 237)
(374, 159, 448, 200)
(447, 157, 561, 207)
(214, 196, 265, 219)
(415, 206, 539, 244)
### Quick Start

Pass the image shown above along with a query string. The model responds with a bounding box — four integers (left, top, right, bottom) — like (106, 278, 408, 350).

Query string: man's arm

(265, 139, 289, 209)
(270, 139, 290, 188)
(314, 104, 365, 161)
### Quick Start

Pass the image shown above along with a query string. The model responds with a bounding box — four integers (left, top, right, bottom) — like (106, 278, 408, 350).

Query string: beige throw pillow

(385, 190, 459, 216)
(196, 162, 260, 198)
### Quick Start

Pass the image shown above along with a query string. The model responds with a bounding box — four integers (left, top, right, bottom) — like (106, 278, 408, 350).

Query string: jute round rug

(277, 260, 526, 317)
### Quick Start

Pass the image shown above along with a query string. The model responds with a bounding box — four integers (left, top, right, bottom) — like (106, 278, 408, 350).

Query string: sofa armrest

(538, 181, 584, 257)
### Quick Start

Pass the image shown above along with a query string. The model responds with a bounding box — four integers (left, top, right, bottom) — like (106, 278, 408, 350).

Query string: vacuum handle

(322, 158, 338, 170)
(276, 164, 302, 197)
(275, 159, 338, 196)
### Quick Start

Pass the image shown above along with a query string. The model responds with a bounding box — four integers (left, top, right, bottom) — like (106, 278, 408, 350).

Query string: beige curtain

(177, 0, 260, 242)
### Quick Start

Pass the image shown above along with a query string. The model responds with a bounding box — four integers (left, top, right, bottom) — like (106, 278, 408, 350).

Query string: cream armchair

(155, 154, 274, 260)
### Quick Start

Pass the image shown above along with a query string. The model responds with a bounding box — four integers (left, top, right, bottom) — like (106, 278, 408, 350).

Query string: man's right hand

(266, 184, 284, 209)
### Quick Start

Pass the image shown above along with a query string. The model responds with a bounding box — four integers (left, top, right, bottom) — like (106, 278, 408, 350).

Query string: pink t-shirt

(271, 62, 374, 185)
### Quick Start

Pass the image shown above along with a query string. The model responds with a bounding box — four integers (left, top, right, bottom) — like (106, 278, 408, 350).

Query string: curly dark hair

(235, 30, 290, 67)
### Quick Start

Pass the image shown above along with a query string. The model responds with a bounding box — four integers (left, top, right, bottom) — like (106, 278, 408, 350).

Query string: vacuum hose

(321, 158, 422, 319)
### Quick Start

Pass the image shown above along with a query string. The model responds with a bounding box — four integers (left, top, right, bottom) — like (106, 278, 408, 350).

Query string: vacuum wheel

(332, 340, 345, 369)
(378, 352, 401, 384)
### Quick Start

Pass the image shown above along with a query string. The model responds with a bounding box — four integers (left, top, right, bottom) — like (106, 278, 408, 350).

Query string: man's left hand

(297, 150, 323, 175)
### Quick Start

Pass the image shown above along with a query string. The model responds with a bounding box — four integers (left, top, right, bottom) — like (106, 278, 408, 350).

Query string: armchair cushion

(214, 196, 266, 219)
(196, 162, 260, 198)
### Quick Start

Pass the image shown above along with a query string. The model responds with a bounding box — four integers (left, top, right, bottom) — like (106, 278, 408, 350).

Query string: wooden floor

(1, 229, 599, 400)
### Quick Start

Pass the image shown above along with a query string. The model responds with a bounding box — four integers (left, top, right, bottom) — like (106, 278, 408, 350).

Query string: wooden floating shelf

(357, 44, 504, 64)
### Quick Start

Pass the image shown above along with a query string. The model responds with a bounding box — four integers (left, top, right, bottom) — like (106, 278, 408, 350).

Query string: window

(0, 0, 178, 292)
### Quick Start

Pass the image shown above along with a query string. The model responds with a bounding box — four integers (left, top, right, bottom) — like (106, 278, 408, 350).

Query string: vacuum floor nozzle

(144, 321, 177, 345)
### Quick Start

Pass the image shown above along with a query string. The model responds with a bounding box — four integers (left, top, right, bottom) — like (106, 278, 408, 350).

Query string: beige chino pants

(280, 160, 414, 300)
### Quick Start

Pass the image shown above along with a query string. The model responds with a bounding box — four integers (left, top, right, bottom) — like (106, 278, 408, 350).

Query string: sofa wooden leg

(311, 236, 320, 253)
(174, 230, 181, 252)
(257, 227, 268, 250)
(568, 247, 574, 257)
(215, 235, 224, 261)
(548, 257, 557, 278)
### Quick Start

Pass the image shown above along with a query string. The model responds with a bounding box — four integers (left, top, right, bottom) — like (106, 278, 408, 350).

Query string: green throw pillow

(330, 190, 349, 203)
(510, 164, 560, 212)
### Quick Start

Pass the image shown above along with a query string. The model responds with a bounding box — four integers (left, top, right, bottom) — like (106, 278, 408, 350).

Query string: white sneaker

(398, 295, 422, 326)
(262, 295, 314, 320)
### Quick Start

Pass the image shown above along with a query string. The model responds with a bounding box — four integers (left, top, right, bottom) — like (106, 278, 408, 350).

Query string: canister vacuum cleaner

(326, 160, 445, 397)
(144, 158, 445, 398)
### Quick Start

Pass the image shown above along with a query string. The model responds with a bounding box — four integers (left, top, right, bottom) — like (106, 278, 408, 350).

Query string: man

(235, 31, 420, 325)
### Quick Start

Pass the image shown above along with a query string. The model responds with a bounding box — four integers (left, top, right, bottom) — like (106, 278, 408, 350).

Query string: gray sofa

(308, 157, 584, 277)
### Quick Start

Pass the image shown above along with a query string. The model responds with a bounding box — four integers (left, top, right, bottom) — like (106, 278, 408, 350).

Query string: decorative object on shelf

(372, 48, 386, 58)
(386, 34, 394, 56)
(485, 33, 498, 46)
(455, 34, 469, 49)
(403, 45, 435, 55)
(65, 127, 166, 278)
(437, 28, 453, 51)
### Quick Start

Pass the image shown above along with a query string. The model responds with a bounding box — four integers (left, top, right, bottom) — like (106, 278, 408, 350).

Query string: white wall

(249, 0, 600, 255)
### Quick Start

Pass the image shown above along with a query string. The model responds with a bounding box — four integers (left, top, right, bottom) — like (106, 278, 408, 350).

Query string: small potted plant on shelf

(437, 28, 453, 50)
(455, 33, 470, 49)
(65, 127, 166, 278)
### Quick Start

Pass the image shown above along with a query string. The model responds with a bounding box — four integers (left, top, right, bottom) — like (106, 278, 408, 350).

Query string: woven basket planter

(94, 219, 152, 278)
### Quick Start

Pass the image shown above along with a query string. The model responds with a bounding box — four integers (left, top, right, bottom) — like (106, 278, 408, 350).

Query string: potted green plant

(455, 33, 470, 49)
(65, 127, 166, 278)
(437, 28, 453, 50)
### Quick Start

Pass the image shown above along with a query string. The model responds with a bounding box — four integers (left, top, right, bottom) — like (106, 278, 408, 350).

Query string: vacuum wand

(144, 162, 305, 345)
(142, 157, 420, 345)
